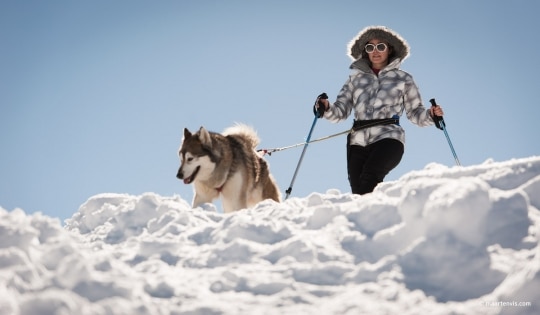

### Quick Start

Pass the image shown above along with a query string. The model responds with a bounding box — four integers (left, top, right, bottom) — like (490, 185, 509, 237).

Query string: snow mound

(1, 156, 539, 315)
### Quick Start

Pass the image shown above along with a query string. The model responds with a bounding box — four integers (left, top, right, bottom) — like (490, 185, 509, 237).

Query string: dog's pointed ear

(183, 128, 192, 140)
(198, 126, 212, 146)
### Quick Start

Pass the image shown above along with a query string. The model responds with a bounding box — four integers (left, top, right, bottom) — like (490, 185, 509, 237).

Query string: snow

(1, 156, 539, 315)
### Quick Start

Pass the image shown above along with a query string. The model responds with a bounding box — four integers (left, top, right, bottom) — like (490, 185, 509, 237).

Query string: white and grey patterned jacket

(323, 58, 434, 146)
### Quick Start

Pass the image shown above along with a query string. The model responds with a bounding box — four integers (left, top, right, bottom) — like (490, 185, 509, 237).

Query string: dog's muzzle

(176, 166, 199, 184)
(176, 168, 184, 180)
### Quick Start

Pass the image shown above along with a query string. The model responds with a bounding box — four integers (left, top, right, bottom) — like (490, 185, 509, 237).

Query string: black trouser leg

(347, 139, 404, 195)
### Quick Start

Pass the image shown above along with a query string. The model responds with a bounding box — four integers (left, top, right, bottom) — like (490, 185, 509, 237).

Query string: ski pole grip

(429, 98, 444, 130)
(314, 93, 328, 118)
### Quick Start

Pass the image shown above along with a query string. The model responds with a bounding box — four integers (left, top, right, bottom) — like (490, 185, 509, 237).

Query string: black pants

(347, 138, 404, 195)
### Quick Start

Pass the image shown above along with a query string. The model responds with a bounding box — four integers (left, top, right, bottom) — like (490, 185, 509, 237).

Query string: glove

(313, 93, 328, 118)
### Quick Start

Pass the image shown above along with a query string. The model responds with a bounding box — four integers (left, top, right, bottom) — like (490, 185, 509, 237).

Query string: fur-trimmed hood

(348, 26, 410, 62)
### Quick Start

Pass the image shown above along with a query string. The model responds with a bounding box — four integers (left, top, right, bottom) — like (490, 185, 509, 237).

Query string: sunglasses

(364, 43, 388, 53)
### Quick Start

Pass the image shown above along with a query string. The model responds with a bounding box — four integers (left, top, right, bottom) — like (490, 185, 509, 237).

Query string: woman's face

(366, 39, 390, 69)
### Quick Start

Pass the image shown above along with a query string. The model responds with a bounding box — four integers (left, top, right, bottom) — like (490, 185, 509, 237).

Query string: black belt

(352, 116, 400, 131)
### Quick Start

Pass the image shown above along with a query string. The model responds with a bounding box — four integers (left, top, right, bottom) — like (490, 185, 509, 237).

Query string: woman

(316, 25, 444, 195)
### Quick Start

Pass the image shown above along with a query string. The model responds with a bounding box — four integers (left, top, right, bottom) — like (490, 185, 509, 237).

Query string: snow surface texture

(1, 156, 539, 315)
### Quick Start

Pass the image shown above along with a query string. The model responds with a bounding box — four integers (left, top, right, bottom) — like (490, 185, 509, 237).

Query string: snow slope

(1, 156, 539, 315)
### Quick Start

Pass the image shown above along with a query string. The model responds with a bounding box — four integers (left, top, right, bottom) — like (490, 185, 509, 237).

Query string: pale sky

(1, 0, 539, 220)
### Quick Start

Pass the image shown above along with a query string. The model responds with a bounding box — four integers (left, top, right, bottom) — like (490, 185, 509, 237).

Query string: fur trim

(348, 26, 410, 62)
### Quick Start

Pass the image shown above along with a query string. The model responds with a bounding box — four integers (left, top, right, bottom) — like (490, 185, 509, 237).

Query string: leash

(257, 117, 399, 156)
(257, 128, 351, 156)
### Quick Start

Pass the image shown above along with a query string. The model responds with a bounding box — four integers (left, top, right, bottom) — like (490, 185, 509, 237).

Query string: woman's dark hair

(387, 45, 395, 61)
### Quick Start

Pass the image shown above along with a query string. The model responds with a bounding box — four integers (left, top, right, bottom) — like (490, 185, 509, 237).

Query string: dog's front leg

(192, 182, 219, 208)
(221, 196, 248, 213)
(221, 173, 248, 213)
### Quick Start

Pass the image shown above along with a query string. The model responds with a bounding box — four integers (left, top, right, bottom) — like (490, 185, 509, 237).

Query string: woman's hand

(317, 99, 329, 111)
(430, 105, 444, 117)
(313, 94, 329, 118)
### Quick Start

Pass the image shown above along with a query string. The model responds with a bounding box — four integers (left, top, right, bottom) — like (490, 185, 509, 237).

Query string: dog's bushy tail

(222, 123, 260, 149)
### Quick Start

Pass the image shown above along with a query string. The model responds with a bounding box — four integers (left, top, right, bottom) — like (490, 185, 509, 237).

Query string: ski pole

(285, 93, 327, 199)
(429, 98, 461, 166)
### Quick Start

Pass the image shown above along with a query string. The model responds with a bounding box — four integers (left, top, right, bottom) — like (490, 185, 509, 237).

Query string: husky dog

(177, 124, 280, 212)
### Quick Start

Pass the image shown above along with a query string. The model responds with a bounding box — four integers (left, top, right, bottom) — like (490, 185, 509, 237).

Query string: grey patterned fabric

(324, 27, 434, 146)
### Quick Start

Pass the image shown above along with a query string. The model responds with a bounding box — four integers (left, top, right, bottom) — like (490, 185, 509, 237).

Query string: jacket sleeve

(403, 76, 434, 127)
(323, 74, 355, 123)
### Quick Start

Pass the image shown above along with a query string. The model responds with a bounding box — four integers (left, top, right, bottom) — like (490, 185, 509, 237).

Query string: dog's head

(176, 127, 216, 184)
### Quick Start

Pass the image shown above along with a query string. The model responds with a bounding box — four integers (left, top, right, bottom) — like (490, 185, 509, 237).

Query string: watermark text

(482, 301, 532, 308)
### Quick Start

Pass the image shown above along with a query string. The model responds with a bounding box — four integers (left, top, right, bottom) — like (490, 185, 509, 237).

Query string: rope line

(258, 128, 352, 156)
